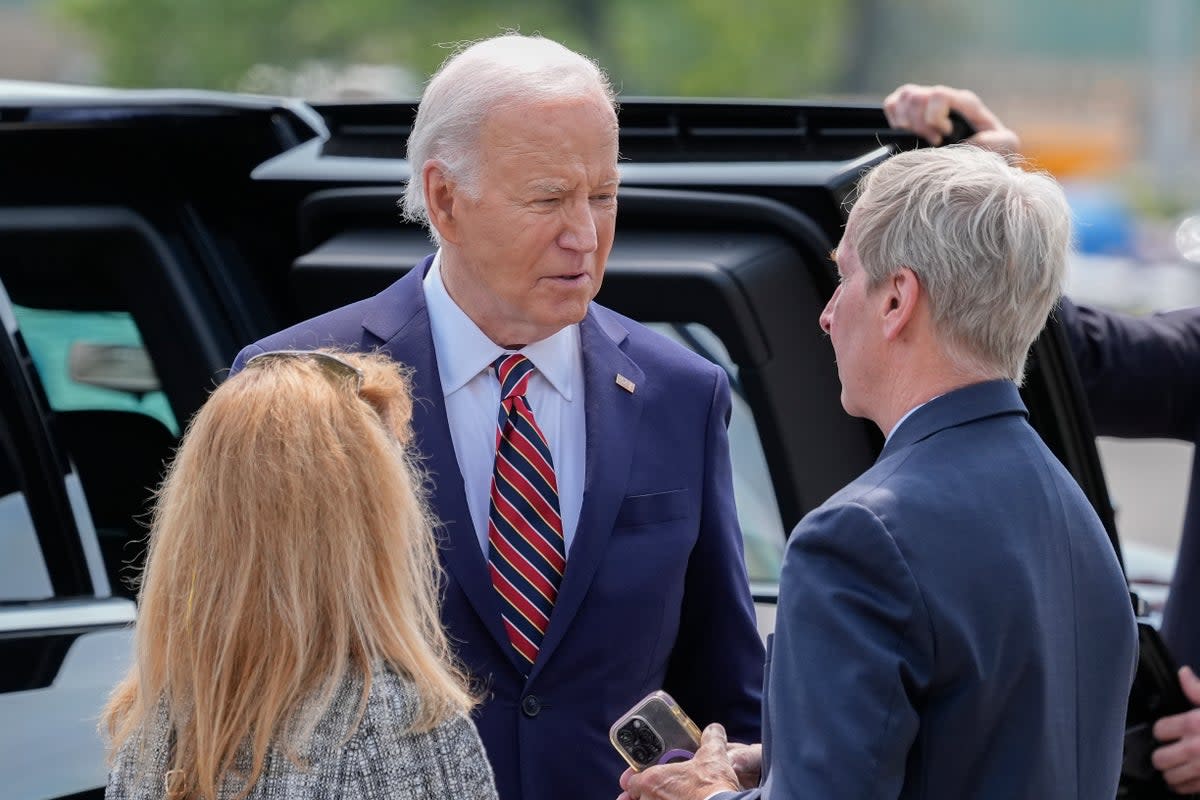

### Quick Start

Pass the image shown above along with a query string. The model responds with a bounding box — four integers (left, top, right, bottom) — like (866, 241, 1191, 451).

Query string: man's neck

(439, 250, 552, 347)
(872, 359, 1003, 436)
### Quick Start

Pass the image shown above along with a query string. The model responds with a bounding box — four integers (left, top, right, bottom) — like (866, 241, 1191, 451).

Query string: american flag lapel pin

(615, 373, 636, 394)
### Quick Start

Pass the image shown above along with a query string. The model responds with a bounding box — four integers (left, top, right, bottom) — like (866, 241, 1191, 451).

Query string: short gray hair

(401, 33, 617, 236)
(849, 145, 1071, 383)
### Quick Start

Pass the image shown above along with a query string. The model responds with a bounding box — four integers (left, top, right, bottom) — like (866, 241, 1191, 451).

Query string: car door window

(13, 305, 177, 434)
(649, 322, 786, 584)
(4, 305, 177, 600)
(7, 303, 179, 598)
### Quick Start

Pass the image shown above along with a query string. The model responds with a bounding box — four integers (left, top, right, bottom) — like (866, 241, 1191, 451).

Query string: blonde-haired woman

(103, 349, 497, 800)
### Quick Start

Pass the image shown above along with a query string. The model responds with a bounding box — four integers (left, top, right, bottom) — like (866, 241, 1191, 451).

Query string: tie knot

(493, 354, 535, 401)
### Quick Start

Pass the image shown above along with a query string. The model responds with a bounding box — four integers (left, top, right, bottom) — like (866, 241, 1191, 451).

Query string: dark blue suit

(232, 257, 764, 800)
(719, 381, 1136, 799)
(1058, 298, 1200, 670)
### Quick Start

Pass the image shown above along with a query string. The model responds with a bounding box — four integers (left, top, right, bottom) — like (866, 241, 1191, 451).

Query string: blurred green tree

(612, 0, 846, 97)
(56, 0, 851, 97)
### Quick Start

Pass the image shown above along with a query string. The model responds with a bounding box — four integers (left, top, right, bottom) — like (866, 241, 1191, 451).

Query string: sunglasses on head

(244, 350, 365, 393)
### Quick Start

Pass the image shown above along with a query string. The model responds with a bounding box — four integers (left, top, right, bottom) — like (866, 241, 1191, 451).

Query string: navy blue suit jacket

(1058, 298, 1200, 670)
(232, 257, 764, 800)
(720, 381, 1136, 799)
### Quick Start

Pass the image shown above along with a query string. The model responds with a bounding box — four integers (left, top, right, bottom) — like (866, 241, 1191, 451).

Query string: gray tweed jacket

(106, 667, 498, 800)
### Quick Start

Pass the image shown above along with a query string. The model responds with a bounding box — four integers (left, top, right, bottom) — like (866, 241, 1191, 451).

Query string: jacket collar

(880, 379, 1028, 460)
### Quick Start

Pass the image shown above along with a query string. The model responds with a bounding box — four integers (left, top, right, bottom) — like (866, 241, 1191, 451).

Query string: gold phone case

(609, 690, 703, 771)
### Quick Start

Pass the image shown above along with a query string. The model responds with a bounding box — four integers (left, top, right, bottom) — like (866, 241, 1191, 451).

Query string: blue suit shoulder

(231, 273, 420, 374)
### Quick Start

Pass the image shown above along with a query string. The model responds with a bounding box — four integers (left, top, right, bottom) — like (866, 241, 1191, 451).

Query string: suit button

(521, 695, 541, 717)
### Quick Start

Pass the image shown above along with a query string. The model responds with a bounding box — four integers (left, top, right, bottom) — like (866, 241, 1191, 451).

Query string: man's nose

(819, 287, 839, 333)
(558, 200, 599, 253)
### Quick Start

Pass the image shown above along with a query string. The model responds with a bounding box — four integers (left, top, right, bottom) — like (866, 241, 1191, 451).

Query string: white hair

(849, 144, 1071, 383)
(401, 33, 617, 239)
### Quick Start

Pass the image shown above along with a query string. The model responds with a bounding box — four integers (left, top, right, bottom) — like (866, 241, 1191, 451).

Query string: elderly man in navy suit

(231, 33, 762, 800)
(621, 145, 1137, 799)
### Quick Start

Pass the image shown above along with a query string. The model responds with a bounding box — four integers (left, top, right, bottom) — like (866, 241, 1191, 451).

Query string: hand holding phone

(610, 690, 702, 771)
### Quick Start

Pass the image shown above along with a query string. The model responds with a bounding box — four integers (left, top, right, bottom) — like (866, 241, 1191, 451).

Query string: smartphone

(609, 690, 702, 771)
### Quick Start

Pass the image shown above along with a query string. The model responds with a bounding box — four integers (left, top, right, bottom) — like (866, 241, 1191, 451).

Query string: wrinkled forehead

(479, 88, 618, 131)
(476, 93, 620, 164)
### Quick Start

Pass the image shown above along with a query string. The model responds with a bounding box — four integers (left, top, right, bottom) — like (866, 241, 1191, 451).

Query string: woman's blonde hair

(102, 349, 473, 800)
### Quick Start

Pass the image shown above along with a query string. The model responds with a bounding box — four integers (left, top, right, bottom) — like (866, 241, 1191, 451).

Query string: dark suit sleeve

(760, 501, 931, 798)
(662, 366, 765, 744)
(1059, 298, 1200, 441)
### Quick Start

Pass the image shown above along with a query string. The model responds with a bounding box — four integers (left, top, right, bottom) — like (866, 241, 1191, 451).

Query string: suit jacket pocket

(614, 489, 690, 528)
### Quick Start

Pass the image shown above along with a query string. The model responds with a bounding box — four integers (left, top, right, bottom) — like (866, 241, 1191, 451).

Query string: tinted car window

(13, 305, 177, 434)
(649, 322, 786, 583)
(10, 304, 177, 598)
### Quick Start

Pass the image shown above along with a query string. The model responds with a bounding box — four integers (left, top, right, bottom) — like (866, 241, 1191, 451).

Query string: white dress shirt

(423, 254, 586, 556)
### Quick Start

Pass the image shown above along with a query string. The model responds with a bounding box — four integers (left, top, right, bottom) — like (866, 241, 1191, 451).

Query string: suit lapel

(529, 307, 645, 681)
(366, 259, 518, 670)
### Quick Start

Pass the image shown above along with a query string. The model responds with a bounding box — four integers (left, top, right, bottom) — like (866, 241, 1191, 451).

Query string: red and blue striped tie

(487, 354, 566, 668)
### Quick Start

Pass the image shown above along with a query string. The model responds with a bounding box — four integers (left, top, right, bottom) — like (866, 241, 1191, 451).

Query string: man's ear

(423, 161, 460, 244)
(881, 267, 921, 341)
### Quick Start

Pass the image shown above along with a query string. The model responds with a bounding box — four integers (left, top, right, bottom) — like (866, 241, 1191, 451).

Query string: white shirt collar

(423, 251, 579, 399)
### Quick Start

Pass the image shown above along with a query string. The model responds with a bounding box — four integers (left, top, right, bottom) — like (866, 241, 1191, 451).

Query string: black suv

(0, 87, 1161, 798)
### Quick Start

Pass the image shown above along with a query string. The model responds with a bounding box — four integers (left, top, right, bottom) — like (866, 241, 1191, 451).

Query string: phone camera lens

(619, 716, 666, 765)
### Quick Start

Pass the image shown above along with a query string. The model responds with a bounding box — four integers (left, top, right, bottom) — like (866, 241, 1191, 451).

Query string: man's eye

(591, 194, 616, 203)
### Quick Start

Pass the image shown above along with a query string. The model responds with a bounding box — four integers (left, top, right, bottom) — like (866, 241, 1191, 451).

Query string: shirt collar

(423, 251, 579, 400)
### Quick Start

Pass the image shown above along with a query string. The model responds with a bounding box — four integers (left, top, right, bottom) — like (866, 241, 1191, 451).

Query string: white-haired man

(620, 145, 1137, 799)
(886, 82, 1200, 795)
(232, 34, 763, 800)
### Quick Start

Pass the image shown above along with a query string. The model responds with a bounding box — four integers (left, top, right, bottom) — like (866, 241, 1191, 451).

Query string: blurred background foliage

(53, 0, 864, 96)
(42, 0, 1186, 199)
